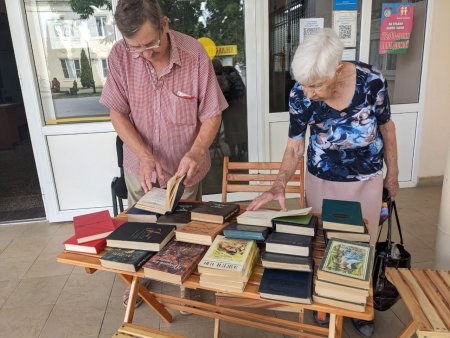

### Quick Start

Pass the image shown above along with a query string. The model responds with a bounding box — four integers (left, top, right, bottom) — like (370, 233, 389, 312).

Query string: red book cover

(73, 210, 115, 243)
(63, 235, 106, 254)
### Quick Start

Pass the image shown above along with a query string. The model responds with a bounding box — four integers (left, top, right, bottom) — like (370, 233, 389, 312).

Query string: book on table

(321, 199, 365, 233)
(156, 201, 201, 226)
(236, 207, 312, 227)
(317, 238, 374, 290)
(73, 210, 116, 244)
(272, 214, 317, 237)
(258, 268, 313, 304)
(261, 251, 313, 272)
(312, 292, 366, 312)
(124, 205, 159, 223)
(265, 232, 312, 257)
(198, 235, 258, 279)
(99, 248, 153, 272)
(143, 240, 206, 285)
(223, 223, 269, 241)
(135, 175, 186, 214)
(324, 226, 370, 243)
(314, 278, 368, 304)
(175, 220, 229, 245)
(106, 222, 175, 251)
(63, 235, 106, 254)
(190, 201, 240, 224)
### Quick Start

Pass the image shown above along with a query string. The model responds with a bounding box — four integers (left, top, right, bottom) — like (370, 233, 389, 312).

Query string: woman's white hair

(291, 28, 344, 85)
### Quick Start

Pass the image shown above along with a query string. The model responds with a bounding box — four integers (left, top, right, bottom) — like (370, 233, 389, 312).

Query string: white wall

(419, 0, 450, 178)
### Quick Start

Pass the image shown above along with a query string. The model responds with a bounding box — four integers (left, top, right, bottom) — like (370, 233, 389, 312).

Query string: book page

(240, 207, 312, 220)
(138, 188, 166, 207)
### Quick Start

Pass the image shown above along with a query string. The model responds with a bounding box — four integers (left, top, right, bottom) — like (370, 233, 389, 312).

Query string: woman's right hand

(246, 183, 287, 211)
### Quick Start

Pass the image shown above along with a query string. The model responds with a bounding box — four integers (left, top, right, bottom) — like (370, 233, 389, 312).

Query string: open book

(237, 207, 312, 227)
(135, 175, 186, 214)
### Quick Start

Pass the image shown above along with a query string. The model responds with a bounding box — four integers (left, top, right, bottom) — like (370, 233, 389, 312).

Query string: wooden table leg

(214, 318, 220, 338)
(328, 314, 336, 338)
(398, 321, 418, 338)
(124, 276, 139, 323)
(334, 315, 343, 338)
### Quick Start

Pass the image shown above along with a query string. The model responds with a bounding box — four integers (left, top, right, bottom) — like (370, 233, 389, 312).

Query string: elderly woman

(248, 28, 399, 337)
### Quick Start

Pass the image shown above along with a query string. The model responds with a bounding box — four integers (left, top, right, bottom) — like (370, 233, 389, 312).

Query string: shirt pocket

(168, 91, 198, 126)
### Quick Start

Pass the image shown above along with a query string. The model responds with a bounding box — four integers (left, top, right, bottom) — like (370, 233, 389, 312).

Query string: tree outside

(80, 49, 95, 92)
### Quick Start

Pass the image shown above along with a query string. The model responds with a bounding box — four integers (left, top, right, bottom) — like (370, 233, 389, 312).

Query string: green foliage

(80, 49, 93, 88)
(159, 0, 204, 37)
(69, 0, 112, 20)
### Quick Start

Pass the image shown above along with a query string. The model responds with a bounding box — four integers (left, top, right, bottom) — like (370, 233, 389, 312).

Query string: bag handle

(378, 198, 404, 250)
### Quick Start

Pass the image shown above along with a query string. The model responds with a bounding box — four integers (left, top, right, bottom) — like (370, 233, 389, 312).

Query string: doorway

(0, 2, 44, 223)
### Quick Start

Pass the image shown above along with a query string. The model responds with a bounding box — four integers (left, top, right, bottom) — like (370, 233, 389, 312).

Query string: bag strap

(378, 198, 404, 249)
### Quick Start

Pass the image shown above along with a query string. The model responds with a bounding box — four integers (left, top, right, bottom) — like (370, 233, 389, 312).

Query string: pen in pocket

(176, 91, 195, 99)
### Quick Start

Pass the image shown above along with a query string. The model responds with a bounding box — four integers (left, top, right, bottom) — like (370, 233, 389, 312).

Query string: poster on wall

(379, 3, 414, 54)
(299, 18, 324, 44)
(332, 11, 357, 47)
(333, 0, 358, 11)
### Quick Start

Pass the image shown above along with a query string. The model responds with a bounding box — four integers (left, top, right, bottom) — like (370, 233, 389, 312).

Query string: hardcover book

(157, 201, 201, 226)
(135, 175, 186, 214)
(198, 236, 257, 278)
(322, 199, 365, 233)
(258, 269, 313, 304)
(73, 210, 115, 244)
(313, 292, 366, 312)
(265, 232, 312, 257)
(125, 205, 159, 223)
(261, 251, 313, 272)
(190, 202, 240, 224)
(272, 214, 317, 237)
(106, 222, 175, 251)
(236, 207, 312, 227)
(143, 240, 206, 285)
(99, 248, 153, 272)
(325, 226, 370, 243)
(223, 223, 269, 241)
(63, 235, 106, 254)
(175, 220, 229, 245)
(317, 239, 374, 290)
(314, 278, 368, 304)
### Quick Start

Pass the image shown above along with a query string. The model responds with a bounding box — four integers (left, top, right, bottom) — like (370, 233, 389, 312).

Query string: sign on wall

(379, 3, 414, 54)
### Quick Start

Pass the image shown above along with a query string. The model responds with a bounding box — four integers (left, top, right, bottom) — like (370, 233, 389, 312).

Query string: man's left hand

(384, 172, 399, 198)
(176, 149, 203, 186)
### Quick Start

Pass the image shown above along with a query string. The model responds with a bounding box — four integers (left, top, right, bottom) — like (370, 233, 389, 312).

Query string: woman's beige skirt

(305, 171, 383, 245)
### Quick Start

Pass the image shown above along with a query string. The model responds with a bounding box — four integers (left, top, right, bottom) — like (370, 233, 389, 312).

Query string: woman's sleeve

(288, 86, 309, 139)
(372, 70, 391, 125)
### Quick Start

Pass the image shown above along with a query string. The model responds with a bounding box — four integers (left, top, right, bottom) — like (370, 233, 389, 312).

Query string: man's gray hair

(291, 28, 344, 84)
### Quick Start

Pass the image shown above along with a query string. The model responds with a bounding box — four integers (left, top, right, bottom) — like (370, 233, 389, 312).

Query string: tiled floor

(0, 182, 443, 338)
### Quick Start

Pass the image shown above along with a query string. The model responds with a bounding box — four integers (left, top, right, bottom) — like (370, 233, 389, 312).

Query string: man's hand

(139, 155, 163, 193)
(384, 171, 399, 198)
(247, 182, 287, 211)
(176, 149, 203, 186)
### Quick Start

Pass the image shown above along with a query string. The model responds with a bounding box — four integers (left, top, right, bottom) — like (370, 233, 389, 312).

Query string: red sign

(379, 3, 414, 54)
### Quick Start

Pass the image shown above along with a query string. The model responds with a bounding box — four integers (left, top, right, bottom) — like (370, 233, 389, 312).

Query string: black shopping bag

(373, 193, 411, 311)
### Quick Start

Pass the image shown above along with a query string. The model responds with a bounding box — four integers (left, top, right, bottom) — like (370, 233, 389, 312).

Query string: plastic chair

(111, 136, 128, 216)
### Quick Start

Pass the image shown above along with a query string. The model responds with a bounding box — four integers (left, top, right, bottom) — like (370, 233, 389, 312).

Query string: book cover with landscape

(143, 240, 206, 284)
(106, 222, 175, 251)
(99, 248, 153, 272)
(190, 202, 240, 224)
(322, 199, 365, 233)
(73, 210, 116, 244)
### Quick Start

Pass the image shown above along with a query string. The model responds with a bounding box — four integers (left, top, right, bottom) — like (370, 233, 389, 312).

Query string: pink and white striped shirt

(100, 30, 228, 187)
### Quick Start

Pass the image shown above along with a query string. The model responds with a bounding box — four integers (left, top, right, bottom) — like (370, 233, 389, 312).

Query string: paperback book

(236, 207, 311, 227)
(99, 248, 153, 272)
(143, 240, 206, 285)
(106, 222, 175, 251)
(261, 251, 313, 272)
(175, 220, 229, 245)
(272, 214, 317, 237)
(63, 235, 105, 254)
(190, 202, 240, 224)
(322, 199, 365, 233)
(73, 210, 115, 244)
(223, 223, 269, 241)
(135, 175, 185, 214)
(265, 232, 312, 257)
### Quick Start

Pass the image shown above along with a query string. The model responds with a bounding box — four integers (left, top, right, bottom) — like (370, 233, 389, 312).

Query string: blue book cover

(259, 269, 313, 304)
(261, 251, 313, 271)
(223, 223, 269, 241)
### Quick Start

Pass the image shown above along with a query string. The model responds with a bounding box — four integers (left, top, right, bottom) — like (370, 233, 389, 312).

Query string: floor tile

(23, 253, 74, 279)
(0, 280, 18, 309)
(0, 304, 53, 338)
(0, 255, 36, 281)
(0, 236, 49, 259)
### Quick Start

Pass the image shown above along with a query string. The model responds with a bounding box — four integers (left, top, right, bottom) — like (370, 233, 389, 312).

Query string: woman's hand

(384, 171, 399, 198)
(247, 182, 287, 211)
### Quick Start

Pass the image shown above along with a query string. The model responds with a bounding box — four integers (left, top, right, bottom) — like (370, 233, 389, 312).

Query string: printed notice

(299, 18, 324, 44)
(379, 3, 414, 54)
(332, 10, 357, 47)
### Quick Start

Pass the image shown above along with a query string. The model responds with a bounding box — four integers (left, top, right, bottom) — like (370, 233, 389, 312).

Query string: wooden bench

(113, 323, 186, 338)
(386, 268, 450, 338)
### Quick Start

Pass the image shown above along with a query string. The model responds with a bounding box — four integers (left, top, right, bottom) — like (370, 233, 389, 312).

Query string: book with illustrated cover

(135, 175, 186, 214)
(64, 235, 106, 254)
(73, 210, 115, 244)
(106, 222, 175, 251)
(190, 202, 240, 224)
(322, 199, 365, 233)
(258, 269, 313, 304)
(125, 205, 159, 223)
(317, 239, 374, 290)
(223, 223, 269, 241)
(313, 292, 366, 312)
(157, 201, 202, 226)
(99, 248, 153, 272)
(236, 207, 312, 227)
(265, 232, 312, 257)
(143, 240, 206, 285)
(175, 220, 229, 245)
(272, 214, 317, 237)
(261, 251, 313, 272)
(198, 236, 257, 278)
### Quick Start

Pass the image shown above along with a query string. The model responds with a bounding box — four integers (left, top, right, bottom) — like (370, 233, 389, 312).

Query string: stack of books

(257, 212, 316, 304)
(321, 199, 370, 243)
(198, 235, 259, 292)
(313, 238, 374, 312)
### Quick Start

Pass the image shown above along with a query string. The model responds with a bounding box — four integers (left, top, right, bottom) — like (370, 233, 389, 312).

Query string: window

(101, 59, 108, 77)
(96, 16, 107, 37)
(60, 59, 80, 79)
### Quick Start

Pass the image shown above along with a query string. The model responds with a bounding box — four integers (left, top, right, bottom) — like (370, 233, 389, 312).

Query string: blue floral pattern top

(289, 61, 391, 182)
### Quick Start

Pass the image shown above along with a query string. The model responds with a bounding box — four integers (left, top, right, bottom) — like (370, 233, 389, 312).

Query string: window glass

(369, 0, 427, 104)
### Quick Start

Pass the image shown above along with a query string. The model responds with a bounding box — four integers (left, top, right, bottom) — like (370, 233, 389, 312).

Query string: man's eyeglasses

(125, 31, 161, 54)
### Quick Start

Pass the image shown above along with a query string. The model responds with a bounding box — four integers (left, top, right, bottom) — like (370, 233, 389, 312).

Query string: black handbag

(372, 194, 411, 311)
